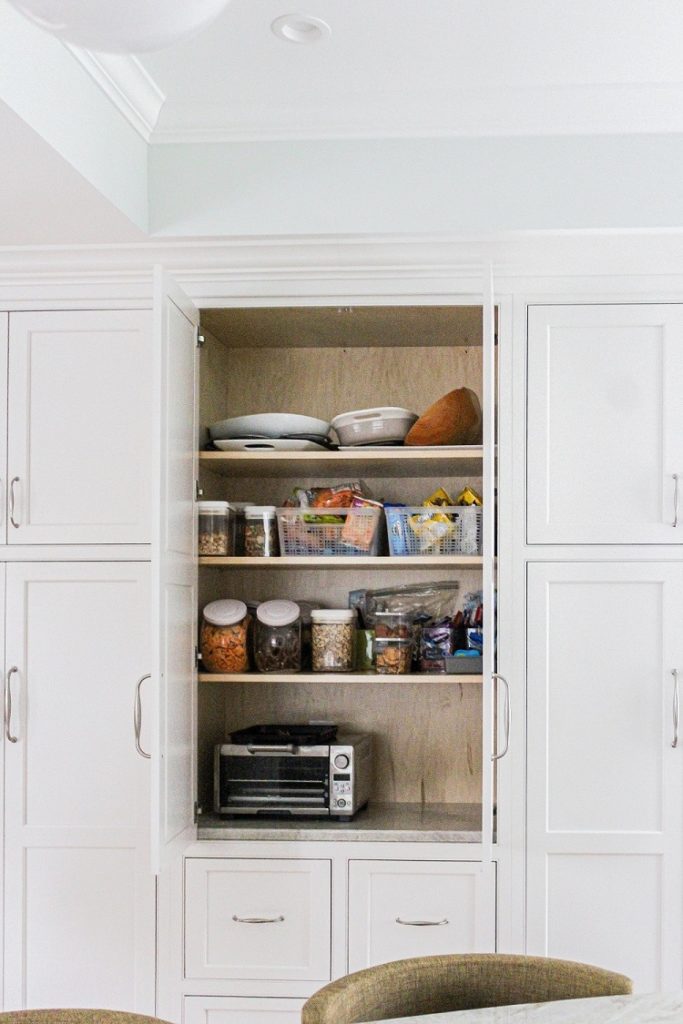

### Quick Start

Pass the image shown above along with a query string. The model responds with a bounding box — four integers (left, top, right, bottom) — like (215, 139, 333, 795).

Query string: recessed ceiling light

(271, 14, 331, 44)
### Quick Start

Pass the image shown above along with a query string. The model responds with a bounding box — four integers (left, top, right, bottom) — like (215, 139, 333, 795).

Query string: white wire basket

(276, 507, 383, 556)
(385, 505, 483, 556)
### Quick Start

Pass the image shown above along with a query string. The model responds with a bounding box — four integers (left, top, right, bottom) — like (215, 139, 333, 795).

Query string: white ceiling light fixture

(7, 0, 232, 53)
(271, 14, 331, 45)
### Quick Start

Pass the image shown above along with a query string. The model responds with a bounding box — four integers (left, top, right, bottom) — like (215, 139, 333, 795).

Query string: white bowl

(209, 412, 330, 440)
(330, 406, 418, 446)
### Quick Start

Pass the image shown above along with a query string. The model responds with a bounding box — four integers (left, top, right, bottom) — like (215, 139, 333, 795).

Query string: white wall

(149, 134, 683, 237)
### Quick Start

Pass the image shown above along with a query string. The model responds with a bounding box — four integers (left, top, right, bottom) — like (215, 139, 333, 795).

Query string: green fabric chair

(301, 953, 633, 1024)
(0, 1013, 172, 1024)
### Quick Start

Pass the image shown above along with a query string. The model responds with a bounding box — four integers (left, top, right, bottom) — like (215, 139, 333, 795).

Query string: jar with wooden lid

(200, 599, 249, 673)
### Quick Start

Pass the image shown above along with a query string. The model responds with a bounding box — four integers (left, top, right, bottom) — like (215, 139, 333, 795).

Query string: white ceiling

(137, 0, 683, 142)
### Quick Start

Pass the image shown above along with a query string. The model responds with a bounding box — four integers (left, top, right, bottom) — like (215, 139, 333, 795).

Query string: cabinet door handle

(672, 669, 680, 749)
(9, 477, 20, 529)
(5, 666, 18, 743)
(133, 673, 151, 759)
(491, 673, 510, 761)
(232, 914, 285, 924)
(674, 474, 680, 528)
(395, 917, 449, 927)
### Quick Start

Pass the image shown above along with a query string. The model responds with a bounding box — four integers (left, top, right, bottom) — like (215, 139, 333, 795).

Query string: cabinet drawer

(184, 997, 304, 1024)
(185, 858, 331, 982)
(348, 860, 495, 972)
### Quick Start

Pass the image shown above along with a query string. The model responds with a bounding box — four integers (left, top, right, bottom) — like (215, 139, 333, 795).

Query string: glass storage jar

(197, 501, 234, 556)
(244, 505, 280, 557)
(200, 599, 249, 673)
(254, 599, 301, 672)
(311, 609, 355, 672)
(374, 636, 412, 675)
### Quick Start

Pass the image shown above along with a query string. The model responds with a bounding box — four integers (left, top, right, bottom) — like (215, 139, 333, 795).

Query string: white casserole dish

(330, 406, 418, 446)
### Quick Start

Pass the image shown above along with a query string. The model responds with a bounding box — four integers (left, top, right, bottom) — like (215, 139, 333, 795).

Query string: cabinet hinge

(195, 480, 204, 500)
(194, 800, 201, 823)
(196, 333, 205, 348)
(195, 645, 201, 667)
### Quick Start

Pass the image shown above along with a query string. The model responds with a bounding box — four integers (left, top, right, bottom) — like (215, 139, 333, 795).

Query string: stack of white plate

(209, 413, 332, 451)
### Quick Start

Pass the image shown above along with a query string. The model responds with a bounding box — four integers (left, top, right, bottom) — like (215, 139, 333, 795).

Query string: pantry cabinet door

(0, 316, 7, 543)
(151, 268, 199, 872)
(348, 860, 496, 973)
(2, 562, 155, 1012)
(7, 309, 152, 544)
(527, 304, 683, 544)
(526, 562, 683, 991)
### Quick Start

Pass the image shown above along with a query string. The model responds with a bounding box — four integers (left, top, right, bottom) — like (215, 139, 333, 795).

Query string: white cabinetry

(348, 859, 496, 972)
(526, 561, 683, 991)
(527, 304, 683, 544)
(184, 996, 304, 1024)
(2, 561, 156, 1012)
(5, 309, 152, 545)
(185, 858, 332, 983)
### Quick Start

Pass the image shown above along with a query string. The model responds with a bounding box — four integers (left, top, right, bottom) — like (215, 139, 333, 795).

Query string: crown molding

(66, 46, 165, 142)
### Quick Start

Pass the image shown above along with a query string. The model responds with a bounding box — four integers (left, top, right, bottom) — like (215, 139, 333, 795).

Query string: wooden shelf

(198, 555, 483, 569)
(199, 446, 483, 479)
(199, 671, 483, 684)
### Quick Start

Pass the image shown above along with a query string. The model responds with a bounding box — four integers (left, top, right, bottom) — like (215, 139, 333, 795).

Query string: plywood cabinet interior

(195, 304, 489, 817)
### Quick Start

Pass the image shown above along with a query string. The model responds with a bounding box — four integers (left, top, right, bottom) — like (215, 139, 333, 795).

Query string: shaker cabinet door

(526, 561, 683, 991)
(348, 860, 495, 973)
(2, 562, 156, 1012)
(527, 304, 683, 544)
(7, 309, 152, 544)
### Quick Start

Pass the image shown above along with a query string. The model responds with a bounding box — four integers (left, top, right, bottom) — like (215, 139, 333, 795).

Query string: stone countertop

(197, 802, 483, 842)
(372, 993, 683, 1024)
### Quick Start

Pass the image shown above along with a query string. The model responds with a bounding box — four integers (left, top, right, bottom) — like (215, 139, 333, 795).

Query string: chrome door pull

(395, 917, 449, 927)
(9, 477, 20, 529)
(672, 669, 680, 749)
(5, 666, 18, 743)
(232, 914, 285, 924)
(674, 474, 680, 528)
(491, 673, 511, 761)
(133, 673, 151, 759)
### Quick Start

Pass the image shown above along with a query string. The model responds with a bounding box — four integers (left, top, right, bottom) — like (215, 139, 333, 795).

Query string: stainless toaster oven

(214, 723, 372, 818)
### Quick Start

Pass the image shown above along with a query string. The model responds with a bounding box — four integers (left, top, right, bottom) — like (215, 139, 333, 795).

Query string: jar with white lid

(254, 599, 301, 672)
(244, 505, 280, 557)
(198, 501, 234, 556)
(200, 599, 249, 673)
(311, 609, 355, 672)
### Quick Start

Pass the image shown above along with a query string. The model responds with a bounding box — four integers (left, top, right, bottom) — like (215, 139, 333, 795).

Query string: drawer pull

(395, 917, 449, 927)
(232, 914, 285, 925)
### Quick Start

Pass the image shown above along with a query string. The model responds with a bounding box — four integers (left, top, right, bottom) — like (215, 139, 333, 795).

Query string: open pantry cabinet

(189, 290, 503, 836)
(153, 272, 503, 1021)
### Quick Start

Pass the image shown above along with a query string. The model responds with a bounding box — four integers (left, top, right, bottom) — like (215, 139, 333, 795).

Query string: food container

(276, 507, 382, 556)
(385, 505, 483, 556)
(330, 407, 418, 446)
(230, 501, 252, 556)
(244, 505, 280, 557)
(311, 609, 355, 672)
(254, 599, 302, 673)
(197, 501, 234, 556)
(374, 637, 412, 675)
(200, 599, 249, 673)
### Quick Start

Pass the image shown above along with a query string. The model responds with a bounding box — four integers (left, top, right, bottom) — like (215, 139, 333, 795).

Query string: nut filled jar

(244, 505, 280, 557)
(254, 599, 301, 672)
(197, 501, 234, 556)
(311, 609, 355, 672)
(200, 599, 249, 673)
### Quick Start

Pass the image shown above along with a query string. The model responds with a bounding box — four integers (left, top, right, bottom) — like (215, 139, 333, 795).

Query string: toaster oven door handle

(246, 743, 296, 754)
(232, 914, 285, 924)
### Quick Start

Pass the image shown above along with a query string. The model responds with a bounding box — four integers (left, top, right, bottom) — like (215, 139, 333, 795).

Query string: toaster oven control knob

(334, 753, 350, 769)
